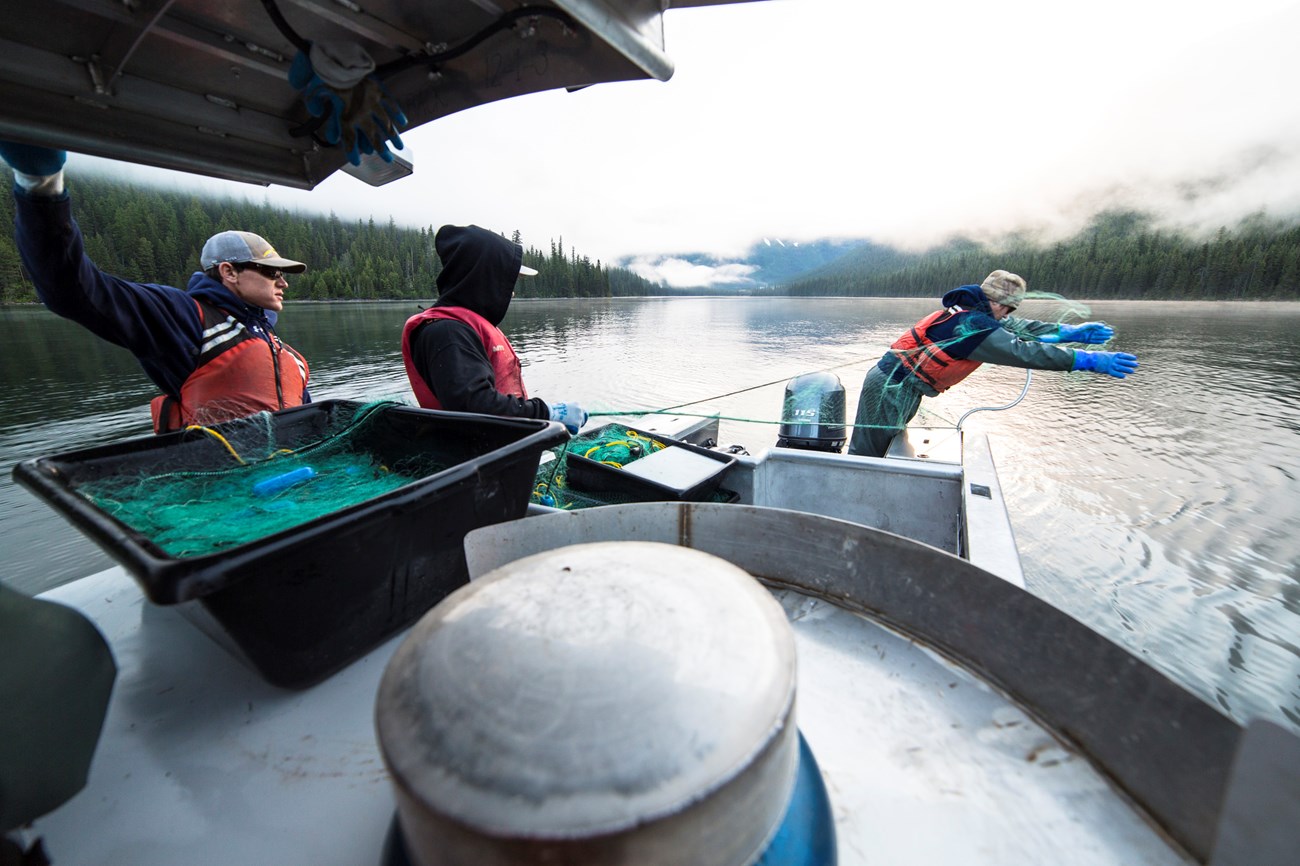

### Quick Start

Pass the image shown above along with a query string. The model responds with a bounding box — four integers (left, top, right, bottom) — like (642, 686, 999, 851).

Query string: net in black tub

(563, 424, 737, 502)
(12, 400, 569, 689)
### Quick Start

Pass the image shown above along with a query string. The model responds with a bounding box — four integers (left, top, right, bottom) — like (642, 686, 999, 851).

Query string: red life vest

(150, 299, 310, 433)
(401, 306, 527, 409)
(889, 309, 983, 393)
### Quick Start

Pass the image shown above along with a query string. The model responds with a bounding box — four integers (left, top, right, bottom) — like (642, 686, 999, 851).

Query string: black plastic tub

(566, 425, 736, 502)
(13, 401, 568, 689)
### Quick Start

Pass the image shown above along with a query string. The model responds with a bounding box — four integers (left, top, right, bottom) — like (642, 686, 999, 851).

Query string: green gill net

(75, 401, 445, 558)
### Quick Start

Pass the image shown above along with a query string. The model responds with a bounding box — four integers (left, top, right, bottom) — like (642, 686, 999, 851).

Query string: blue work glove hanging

(1045, 321, 1114, 344)
(0, 142, 67, 176)
(1072, 351, 1139, 379)
(549, 402, 588, 434)
(289, 42, 407, 166)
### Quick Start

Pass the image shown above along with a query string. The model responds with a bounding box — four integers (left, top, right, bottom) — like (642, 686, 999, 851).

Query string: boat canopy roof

(0, 0, 752, 189)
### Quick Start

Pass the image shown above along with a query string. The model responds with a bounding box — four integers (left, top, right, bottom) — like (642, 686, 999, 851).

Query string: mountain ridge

(619, 237, 867, 289)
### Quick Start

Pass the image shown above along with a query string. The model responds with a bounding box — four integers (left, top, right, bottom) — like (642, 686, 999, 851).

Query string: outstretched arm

(971, 328, 1138, 378)
(968, 327, 1077, 370)
(4, 143, 202, 393)
(13, 191, 201, 353)
(1038, 322, 1115, 344)
(1001, 315, 1114, 345)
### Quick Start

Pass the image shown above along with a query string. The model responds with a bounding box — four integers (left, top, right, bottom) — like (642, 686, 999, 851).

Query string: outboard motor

(777, 371, 846, 452)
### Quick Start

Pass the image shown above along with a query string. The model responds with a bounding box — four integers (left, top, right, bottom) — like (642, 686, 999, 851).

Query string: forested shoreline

(0, 173, 661, 304)
(1, 173, 1298, 302)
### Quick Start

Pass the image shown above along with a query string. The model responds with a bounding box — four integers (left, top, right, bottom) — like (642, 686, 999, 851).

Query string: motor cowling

(777, 372, 846, 452)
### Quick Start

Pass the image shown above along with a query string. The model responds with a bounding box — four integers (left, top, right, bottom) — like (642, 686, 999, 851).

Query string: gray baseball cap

(200, 231, 307, 273)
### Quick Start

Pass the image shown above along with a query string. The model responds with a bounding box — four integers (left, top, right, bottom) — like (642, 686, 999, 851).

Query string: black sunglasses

(237, 262, 285, 280)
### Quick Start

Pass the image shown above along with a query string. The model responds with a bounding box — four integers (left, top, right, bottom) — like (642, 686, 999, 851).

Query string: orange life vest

(150, 299, 309, 433)
(889, 309, 983, 393)
(401, 306, 527, 409)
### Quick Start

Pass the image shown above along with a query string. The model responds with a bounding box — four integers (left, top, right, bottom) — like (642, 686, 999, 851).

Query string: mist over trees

(779, 210, 1300, 300)
(0, 173, 662, 304)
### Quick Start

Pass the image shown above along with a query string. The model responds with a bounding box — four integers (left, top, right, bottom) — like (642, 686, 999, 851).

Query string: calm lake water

(2, 296, 1297, 735)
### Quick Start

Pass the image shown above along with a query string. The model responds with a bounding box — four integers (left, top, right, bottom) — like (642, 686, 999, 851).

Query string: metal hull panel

(0, 0, 753, 188)
(465, 503, 1238, 861)
(778, 590, 1190, 866)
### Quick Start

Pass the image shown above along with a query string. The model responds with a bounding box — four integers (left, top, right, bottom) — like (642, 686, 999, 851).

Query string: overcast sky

(77, 0, 1300, 286)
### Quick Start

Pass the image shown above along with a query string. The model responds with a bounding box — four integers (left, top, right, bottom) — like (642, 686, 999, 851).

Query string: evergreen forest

(780, 210, 1300, 301)
(0, 172, 661, 304)
(1, 171, 1297, 303)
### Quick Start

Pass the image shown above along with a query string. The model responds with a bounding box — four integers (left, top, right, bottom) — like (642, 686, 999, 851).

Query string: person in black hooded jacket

(400, 224, 587, 433)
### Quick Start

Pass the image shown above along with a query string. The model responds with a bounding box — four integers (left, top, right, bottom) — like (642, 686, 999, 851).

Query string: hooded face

(433, 225, 525, 326)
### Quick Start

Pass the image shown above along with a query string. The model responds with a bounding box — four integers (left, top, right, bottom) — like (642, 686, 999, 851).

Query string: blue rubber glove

(549, 402, 588, 434)
(339, 78, 407, 165)
(290, 49, 347, 148)
(1072, 351, 1138, 379)
(1053, 321, 1114, 344)
(0, 142, 67, 176)
(290, 44, 406, 166)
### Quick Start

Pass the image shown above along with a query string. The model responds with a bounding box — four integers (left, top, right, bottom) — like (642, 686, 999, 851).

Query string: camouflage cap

(980, 270, 1026, 308)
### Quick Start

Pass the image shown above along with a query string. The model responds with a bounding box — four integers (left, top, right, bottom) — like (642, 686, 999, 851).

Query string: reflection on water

(1, 297, 1297, 733)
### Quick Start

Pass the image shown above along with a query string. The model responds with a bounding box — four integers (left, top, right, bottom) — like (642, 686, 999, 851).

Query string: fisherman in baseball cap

(0, 138, 315, 433)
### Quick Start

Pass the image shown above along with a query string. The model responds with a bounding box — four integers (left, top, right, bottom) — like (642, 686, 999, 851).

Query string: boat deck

(29, 566, 1190, 866)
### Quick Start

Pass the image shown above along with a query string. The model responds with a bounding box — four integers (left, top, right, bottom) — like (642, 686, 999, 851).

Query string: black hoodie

(409, 225, 549, 419)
